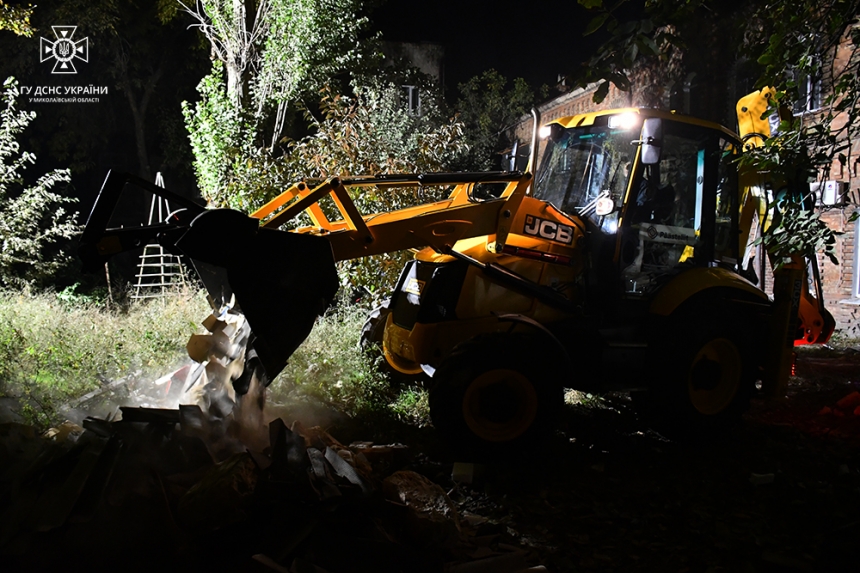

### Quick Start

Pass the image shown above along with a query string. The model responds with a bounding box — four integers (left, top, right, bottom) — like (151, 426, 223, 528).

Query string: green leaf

(585, 13, 610, 36)
(593, 81, 610, 103)
(624, 43, 639, 66)
(638, 34, 659, 55)
(578, 0, 604, 8)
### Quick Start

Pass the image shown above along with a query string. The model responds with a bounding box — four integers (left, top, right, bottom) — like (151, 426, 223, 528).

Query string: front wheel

(429, 334, 563, 453)
(360, 303, 427, 385)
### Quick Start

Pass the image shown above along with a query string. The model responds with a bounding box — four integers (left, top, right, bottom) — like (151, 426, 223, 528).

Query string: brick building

(511, 54, 860, 336)
(809, 31, 860, 337)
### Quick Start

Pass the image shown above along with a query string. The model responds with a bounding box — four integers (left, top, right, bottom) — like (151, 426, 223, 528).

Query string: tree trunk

(123, 60, 165, 180)
(225, 0, 257, 107)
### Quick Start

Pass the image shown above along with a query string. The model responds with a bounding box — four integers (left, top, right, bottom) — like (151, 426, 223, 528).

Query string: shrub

(0, 78, 80, 288)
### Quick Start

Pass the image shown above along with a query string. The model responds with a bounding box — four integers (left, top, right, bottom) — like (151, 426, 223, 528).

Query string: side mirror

(640, 118, 663, 165)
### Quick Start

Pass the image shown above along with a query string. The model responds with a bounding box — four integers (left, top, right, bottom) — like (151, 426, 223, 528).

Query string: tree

(455, 70, 539, 172)
(0, 78, 79, 287)
(575, 0, 860, 265)
(279, 78, 467, 297)
(181, 0, 370, 205)
(0, 0, 33, 37)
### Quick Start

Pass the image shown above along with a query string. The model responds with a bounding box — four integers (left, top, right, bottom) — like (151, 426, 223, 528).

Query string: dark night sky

(372, 0, 598, 94)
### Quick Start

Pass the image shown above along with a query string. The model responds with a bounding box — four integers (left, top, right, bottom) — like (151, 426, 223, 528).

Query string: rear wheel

(360, 304, 427, 385)
(429, 334, 563, 452)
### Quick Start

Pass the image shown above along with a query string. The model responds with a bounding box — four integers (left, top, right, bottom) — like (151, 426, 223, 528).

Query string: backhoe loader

(79, 88, 834, 449)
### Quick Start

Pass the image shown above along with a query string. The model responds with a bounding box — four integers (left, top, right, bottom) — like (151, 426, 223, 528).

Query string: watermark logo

(40, 26, 88, 74)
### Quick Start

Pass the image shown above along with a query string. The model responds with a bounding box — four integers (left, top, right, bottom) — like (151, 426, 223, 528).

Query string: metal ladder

(132, 173, 188, 299)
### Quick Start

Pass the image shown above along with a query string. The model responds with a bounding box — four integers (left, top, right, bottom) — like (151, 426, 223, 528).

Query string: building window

(792, 66, 823, 115)
(402, 85, 420, 115)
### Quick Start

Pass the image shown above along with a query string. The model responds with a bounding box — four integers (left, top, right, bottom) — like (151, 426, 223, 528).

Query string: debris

(749, 472, 775, 486)
(119, 406, 181, 424)
(82, 416, 113, 437)
(349, 442, 410, 467)
(836, 391, 860, 410)
(0, 398, 539, 571)
(448, 549, 528, 573)
(251, 554, 292, 573)
(29, 435, 108, 532)
(306, 447, 342, 500)
(383, 470, 461, 546)
(178, 451, 259, 528)
(324, 446, 371, 495)
(453, 462, 486, 485)
(41, 420, 84, 443)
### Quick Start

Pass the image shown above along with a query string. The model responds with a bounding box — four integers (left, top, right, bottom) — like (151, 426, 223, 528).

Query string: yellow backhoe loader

(79, 88, 834, 449)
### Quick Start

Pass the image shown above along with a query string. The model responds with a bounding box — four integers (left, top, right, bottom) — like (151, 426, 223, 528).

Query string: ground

(1, 345, 858, 572)
(437, 344, 860, 572)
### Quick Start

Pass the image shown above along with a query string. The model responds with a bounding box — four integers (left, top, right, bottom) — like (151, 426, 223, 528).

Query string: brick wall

(512, 82, 633, 145)
(819, 209, 860, 337)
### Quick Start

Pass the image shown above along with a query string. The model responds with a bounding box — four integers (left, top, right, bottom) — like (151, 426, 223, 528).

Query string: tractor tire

(637, 312, 756, 438)
(429, 334, 563, 453)
(360, 304, 427, 386)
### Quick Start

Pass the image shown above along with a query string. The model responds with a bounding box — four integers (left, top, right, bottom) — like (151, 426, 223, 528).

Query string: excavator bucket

(79, 171, 339, 387)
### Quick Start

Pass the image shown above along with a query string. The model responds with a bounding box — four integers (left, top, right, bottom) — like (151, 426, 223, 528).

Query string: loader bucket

(175, 208, 340, 384)
(78, 170, 339, 387)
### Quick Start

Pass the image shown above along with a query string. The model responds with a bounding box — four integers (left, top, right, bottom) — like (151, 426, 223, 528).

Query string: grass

(0, 287, 431, 430)
(0, 287, 210, 427)
(268, 301, 432, 427)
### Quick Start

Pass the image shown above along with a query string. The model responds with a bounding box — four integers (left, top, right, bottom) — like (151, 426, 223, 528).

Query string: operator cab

(533, 111, 741, 299)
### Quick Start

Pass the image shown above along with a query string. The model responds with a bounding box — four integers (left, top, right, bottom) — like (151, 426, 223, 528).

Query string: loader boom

(249, 172, 533, 260)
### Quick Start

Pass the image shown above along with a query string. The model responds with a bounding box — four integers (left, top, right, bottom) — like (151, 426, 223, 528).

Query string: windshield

(534, 124, 638, 230)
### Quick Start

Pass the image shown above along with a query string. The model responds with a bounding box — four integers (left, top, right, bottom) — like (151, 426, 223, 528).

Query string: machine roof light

(607, 112, 639, 130)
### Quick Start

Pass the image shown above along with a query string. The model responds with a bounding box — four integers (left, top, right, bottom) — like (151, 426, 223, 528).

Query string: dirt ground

(438, 344, 860, 572)
(1, 345, 858, 572)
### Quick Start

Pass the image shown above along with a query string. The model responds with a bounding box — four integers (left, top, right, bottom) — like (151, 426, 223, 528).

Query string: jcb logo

(523, 216, 574, 244)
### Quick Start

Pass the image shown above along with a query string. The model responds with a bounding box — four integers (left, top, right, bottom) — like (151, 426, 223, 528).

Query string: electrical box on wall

(810, 180, 847, 205)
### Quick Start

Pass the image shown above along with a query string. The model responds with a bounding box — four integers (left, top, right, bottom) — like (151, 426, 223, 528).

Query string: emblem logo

(523, 215, 574, 245)
(40, 26, 88, 74)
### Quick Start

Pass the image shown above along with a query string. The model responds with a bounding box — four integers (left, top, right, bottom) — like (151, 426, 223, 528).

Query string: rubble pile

(0, 407, 544, 572)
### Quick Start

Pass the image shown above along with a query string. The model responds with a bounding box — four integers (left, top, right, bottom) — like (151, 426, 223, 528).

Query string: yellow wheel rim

(462, 369, 538, 442)
(382, 340, 424, 376)
(687, 338, 742, 416)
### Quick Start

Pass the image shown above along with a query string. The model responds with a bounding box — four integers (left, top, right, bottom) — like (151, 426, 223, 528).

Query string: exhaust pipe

(527, 108, 541, 193)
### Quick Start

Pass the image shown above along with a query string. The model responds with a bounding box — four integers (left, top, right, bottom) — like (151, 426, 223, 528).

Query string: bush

(0, 78, 80, 288)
